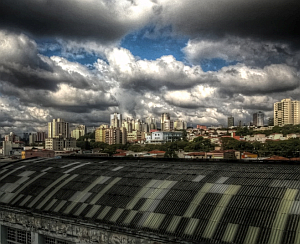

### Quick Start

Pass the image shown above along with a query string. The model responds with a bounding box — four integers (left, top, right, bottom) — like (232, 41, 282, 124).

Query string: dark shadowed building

(1, 157, 300, 243)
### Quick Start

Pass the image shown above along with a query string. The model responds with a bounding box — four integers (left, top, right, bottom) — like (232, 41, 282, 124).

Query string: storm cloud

(0, 0, 299, 133)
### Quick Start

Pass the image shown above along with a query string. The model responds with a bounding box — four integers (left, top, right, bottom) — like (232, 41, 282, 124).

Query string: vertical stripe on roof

(123, 210, 138, 225)
(20, 195, 32, 207)
(268, 188, 298, 244)
(184, 218, 200, 236)
(166, 216, 182, 233)
(36, 174, 78, 210)
(85, 205, 102, 218)
(53, 200, 67, 212)
(27, 174, 69, 208)
(18, 171, 35, 177)
(183, 183, 214, 218)
(112, 166, 124, 171)
(74, 203, 88, 216)
(243, 226, 260, 244)
(110, 208, 124, 223)
(192, 175, 206, 182)
(44, 199, 57, 211)
(89, 177, 122, 205)
(202, 185, 241, 239)
(61, 162, 81, 168)
(7, 172, 47, 205)
(222, 223, 239, 243)
(0, 165, 26, 181)
(97, 206, 112, 220)
(215, 177, 229, 184)
(64, 162, 91, 174)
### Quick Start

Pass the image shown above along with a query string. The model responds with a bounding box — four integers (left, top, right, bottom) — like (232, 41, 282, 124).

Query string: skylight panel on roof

(112, 166, 124, 171)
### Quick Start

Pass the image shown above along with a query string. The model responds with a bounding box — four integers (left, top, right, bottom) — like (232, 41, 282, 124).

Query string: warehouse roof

(1, 157, 300, 243)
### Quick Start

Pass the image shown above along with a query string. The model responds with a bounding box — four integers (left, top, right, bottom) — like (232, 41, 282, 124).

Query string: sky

(0, 0, 300, 134)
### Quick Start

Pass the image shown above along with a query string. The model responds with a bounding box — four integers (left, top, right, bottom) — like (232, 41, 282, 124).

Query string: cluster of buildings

(228, 111, 265, 128)
(228, 98, 300, 128)
(94, 113, 186, 145)
(1, 98, 300, 159)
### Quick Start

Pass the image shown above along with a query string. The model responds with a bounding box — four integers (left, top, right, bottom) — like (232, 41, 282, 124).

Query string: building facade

(48, 118, 70, 138)
(71, 125, 86, 140)
(253, 111, 264, 127)
(45, 118, 76, 150)
(110, 113, 122, 128)
(160, 113, 170, 131)
(274, 98, 300, 126)
(227, 116, 234, 127)
(95, 125, 108, 143)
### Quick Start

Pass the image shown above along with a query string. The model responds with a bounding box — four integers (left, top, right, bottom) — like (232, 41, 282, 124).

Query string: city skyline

(0, 0, 299, 134)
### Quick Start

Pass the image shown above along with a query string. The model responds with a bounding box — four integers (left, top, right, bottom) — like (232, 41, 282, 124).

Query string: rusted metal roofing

(2, 157, 300, 243)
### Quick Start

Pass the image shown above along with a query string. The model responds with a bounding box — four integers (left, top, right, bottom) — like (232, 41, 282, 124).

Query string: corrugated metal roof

(3, 158, 300, 243)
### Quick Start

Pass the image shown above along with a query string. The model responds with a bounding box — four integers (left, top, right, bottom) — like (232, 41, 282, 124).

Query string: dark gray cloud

(0, 0, 155, 42)
(162, 0, 300, 47)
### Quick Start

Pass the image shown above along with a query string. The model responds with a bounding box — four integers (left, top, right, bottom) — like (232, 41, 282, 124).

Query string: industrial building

(1, 157, 300, 243)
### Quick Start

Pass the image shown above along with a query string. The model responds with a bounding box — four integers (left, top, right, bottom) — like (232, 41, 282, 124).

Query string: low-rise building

(45, 138, 76, 151)
(146, 131, 183, 144)
(21, 149, 55, 159)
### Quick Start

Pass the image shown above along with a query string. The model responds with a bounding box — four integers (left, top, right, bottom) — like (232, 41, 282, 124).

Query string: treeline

(221, 137, 300, 158)
(76, 125, 300, 158)
(76, 135, 215, 157)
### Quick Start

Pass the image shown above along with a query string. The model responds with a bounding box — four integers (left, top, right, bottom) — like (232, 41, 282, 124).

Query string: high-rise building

(110, 113, 122, 128)
(274, 99, 300, 126)
(48, 118, 70, 138)
(71, 125, 86, 140)
(105, 127, 127, 145)
(145, 117, 157, 131)
(161, 113, 170, 131)
(268, 117, 274, 126)
(95, 124, 108, 143)
(173, 120, 187, 130)
(46, 118, 75, 150)
(253, 111, 264, 127)
(228, 116, 234, 127)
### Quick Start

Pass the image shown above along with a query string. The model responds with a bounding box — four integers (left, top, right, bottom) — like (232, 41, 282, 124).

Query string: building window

(45, 236, 73, 244)
(7, 227, 31, 244)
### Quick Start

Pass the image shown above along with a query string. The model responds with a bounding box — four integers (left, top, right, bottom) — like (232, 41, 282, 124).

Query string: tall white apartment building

(253, 111, 264, 127)
(274, 98, 300, 126)
(71, 125, 87, 140)
(161, 113, 170, 131)
(110, 113, 122, 128)
(46, 118, 76, 150)
(48, 118, 70, 138)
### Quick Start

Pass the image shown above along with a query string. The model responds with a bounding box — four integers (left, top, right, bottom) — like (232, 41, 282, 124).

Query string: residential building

(105, 127, 127, 145)
(146, 131, 183, 144)
(173, 120, 187, 130)
(46, 118, 76, 150)
(45, 138, 76, 151)
(163, 119, 173, 131)
(48, 118, 70, 138)
(21, 149, 55, 159)
(110, 113, 122, 128)
(71, 125, 87, 139)
(161, 113, 170, 131)
(228, 116, 234, 127)
(95, 124, 108, 142)
(2, 141, 24, 156)
(145, 117, 157, 130)
(253, 111, 264, 127)
(29, 133, 37, 145)
(127, 131, 144, 142)
(4, 132, 20, 142)
(274, 98, 300, 126)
